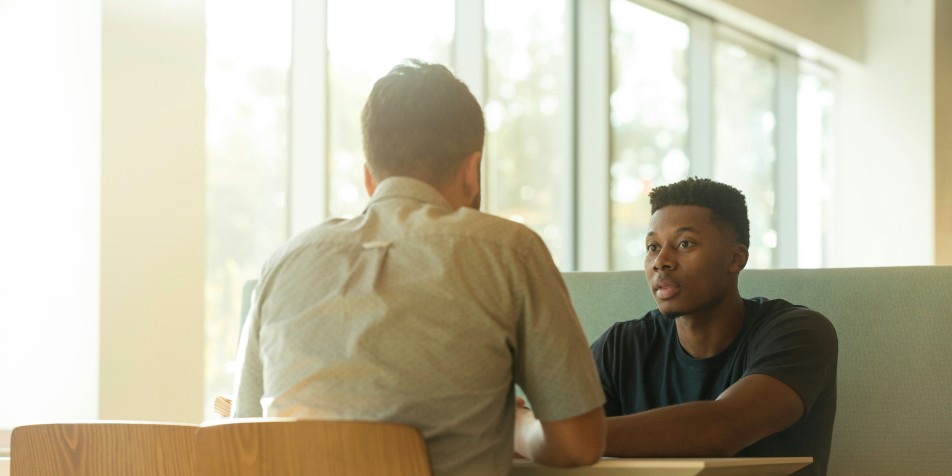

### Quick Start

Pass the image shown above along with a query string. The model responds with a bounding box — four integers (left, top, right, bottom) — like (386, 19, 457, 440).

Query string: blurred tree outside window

(205, 0, 291, 419)
(609, 0, 690, 270)
(797, 69, 835, 268)
(327, 0, 454, 218)
(713, 32, 778, 269)
(485, 0, 571, 267)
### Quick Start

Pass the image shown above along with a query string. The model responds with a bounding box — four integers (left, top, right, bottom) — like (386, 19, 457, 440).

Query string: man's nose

(652, 246, 676, 271)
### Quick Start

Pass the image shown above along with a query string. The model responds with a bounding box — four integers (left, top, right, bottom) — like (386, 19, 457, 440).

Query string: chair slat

(11, 421, 197, 476)
(197, 418, 432, 476)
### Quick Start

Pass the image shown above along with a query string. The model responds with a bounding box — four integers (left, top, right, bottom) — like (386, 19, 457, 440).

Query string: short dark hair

(361, 59, 485, 185)
(649, 177, 750, 248)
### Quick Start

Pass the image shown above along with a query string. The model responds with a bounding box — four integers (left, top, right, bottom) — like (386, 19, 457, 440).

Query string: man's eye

(646, 243, 659, 252)
(678, 241, 692, 249)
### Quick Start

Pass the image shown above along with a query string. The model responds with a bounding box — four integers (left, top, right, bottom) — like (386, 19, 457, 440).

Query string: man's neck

(674, 293, 746, 359)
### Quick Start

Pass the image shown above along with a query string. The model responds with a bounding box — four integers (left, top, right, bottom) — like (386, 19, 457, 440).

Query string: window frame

(285, 0, 832, 271)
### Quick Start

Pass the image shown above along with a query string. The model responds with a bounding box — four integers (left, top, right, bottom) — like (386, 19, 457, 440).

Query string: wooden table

(511, 457, 812, 475)
(0, 455, 809, 476)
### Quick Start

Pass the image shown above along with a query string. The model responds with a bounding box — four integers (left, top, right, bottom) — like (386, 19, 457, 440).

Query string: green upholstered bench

(563, 266, 952, 475)
(241, 266, 952, 474)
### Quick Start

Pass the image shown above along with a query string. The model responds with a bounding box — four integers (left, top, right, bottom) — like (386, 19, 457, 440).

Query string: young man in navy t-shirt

(592, 178, 837, 475)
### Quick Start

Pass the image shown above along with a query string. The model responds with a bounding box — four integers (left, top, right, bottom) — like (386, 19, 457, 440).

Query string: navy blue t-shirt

(591, 297, 837, 475)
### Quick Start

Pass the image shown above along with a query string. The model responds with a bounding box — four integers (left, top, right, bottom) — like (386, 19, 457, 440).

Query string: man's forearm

(605, 401, 745, 457)
(607, 373, 805, 458)
(515, 407, 605, 467)
(515, 413, 588, 467)
(515, 418, 570, 466)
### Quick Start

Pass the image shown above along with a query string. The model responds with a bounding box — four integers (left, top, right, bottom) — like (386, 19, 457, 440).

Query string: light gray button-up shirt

(233, 176, 604, 475)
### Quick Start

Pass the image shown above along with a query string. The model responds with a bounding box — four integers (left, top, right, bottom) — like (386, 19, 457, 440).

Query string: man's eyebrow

(645, 226, 701, 238)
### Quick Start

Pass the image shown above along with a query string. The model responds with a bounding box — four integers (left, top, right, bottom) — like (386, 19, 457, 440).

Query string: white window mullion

(562, 0, 577, 270)
(289, 0, 328, 235)
(454, 0, 485, 104)
(775, 51, 799, 268)
(576, 0, 611, 271)
(453, 0, 489, 227)
(687, 15, 713, 178)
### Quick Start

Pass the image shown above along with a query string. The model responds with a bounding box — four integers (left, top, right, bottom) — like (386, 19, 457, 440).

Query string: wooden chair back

(196, 418, 432, 476)
(10, 421, 197, 475)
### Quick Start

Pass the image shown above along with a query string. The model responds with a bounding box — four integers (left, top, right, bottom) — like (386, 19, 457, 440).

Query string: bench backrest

(563, 266, 952, 475)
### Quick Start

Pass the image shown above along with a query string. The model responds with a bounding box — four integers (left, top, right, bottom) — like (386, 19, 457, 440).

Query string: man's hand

(514, 397, 606, 467)
(513, 396, 534, 458)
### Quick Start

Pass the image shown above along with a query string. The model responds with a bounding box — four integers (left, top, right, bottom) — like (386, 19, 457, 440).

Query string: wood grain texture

(196, 418, 432, 476)
(937, 0, 952, 265)
(10, 422, 197, 476)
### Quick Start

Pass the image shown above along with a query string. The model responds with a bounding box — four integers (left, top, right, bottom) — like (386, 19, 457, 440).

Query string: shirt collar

(367, 176, 453, 211)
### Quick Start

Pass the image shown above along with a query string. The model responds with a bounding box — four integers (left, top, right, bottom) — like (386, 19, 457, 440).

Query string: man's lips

(653, 278, 681, 300)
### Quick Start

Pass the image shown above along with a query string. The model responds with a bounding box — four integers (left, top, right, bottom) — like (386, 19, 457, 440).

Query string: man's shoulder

(445, 207, 542, 238)
(266, 207, 546, 268)
(257, 217, 353, 271)
(410, 207, 550, 259)
(748, 297, 830, 321)
(598, 310, 671, 344)
(745, 297, 838, 340)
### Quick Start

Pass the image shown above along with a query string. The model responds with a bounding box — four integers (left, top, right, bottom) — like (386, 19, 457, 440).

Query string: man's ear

(462, 152, 481, 191)
(729, 244, 749, 273)
(364, 163, 377, 197)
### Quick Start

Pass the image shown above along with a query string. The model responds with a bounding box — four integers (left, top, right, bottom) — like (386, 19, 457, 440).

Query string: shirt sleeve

(591, 326, 624, 417)
(744, 306, 838, 414)
(231, 283, 265, 417)
(513, 233, 606, 422)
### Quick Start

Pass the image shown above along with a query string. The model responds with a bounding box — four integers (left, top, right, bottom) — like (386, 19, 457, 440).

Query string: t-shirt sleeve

(591, 326, 624, 417)
(744, 306, 838, 414)
(513, 234, 606, 422)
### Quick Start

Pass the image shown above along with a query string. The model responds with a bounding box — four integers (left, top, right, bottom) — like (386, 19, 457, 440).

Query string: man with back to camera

(230, 59, 605, 475)
(591, 177, 837, 475)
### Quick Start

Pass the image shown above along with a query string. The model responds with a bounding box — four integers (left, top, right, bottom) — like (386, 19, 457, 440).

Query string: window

(205, 0, 292, 418)
(0, 0, 100, 428)
(205, 0, 837, 412)
(485, 0, 572, 267)
(713, 30, 778, 269)
(326, 0, 454, 218)
(604, 0, 833, 270)
(609, 0, 690, 270)
(796, 66, 835, 268)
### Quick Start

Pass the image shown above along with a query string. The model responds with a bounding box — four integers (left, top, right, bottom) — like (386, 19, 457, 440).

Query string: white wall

(0, 0, 101, 428)
(715, 0, 866, 62)
(829, 0, 935, 267)
(99, 0, 206, 422)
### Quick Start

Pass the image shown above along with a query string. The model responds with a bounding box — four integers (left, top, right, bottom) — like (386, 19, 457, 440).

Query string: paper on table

(214, 394, 233, 417)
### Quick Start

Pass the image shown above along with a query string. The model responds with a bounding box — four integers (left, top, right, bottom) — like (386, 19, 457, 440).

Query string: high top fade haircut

(361, 59, 485, 185)
(649, 177, 751, 248)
